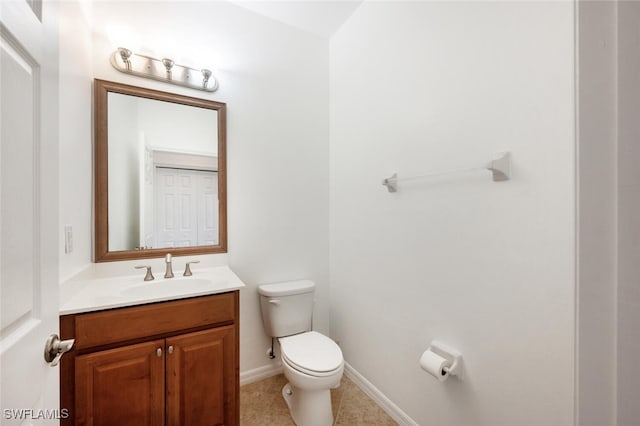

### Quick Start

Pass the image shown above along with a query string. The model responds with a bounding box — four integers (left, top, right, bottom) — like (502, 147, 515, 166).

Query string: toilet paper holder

(428, 340, 464, 380)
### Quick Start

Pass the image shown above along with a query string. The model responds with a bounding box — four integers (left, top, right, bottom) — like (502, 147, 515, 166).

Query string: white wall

(617, 2, 640, 425)
(329, 2, 575, 425)
(59, 0, 330, 374)
(575, 1, 618, 425)
(135, 97, 218, 155)
(58, 0, 93, 281)
(108, 93, 140, 250)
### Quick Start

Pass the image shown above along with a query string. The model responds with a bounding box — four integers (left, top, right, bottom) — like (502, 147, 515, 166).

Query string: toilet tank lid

(258, 280, 315, 297)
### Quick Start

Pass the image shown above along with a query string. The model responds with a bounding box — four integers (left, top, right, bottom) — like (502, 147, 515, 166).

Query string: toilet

(258, 280, 344, 426)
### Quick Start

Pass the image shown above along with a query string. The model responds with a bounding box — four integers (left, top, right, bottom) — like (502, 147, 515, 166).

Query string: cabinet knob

(168, 345, 174, 354)
(156, 348, 162, 357)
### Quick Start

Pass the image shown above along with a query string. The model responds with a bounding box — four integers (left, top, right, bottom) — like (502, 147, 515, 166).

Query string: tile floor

(240, 373, 398, 425)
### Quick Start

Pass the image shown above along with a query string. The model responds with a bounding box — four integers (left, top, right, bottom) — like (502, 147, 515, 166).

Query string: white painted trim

(240, 363, 283, 387)
(344, 362, 418, 426)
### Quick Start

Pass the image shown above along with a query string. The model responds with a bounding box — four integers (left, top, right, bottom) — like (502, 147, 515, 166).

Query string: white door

(1, 0, 60, 424)
(154, 168, 199, 248)
(154, 168, 218, 248)
(198, 171, 218, 246)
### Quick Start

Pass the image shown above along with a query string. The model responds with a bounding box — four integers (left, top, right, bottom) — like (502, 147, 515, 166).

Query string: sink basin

(121, 278, 214, 298)
(60, 265, 246, 315)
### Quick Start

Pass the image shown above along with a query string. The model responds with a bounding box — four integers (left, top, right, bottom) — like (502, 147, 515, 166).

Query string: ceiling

(229, 1, 363, 38)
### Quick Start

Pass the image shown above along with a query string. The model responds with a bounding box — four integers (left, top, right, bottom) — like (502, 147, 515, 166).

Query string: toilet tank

(257, 280, 315, 338)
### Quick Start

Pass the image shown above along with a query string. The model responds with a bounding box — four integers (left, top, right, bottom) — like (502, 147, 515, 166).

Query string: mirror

(94, 79, 227, 262)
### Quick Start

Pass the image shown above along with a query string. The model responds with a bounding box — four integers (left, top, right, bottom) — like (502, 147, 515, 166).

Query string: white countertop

(60, 265, 245, 315)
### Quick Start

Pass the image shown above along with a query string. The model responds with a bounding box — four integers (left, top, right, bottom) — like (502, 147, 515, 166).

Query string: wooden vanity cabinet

(60, 291, 239, 426)
(74, 339, 166, 426)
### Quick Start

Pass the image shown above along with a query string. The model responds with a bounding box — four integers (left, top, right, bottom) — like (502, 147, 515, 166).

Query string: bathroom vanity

(57, 78, 240, 424)
(59, 266, 243, 426)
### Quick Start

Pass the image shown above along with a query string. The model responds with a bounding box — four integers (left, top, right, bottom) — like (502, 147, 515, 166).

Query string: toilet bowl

(258, 281, 344, 426)
(279, 331, 344, 426)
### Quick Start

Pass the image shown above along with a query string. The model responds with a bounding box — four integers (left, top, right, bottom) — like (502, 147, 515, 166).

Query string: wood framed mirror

(94, 79, 227, 262)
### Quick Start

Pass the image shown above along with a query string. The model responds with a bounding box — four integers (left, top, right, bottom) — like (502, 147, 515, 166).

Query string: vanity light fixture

(161, 58, 174, 79)
(118, 47, 132, 70)
(202, 69, 212, 89)
(110, 47, 219, 92)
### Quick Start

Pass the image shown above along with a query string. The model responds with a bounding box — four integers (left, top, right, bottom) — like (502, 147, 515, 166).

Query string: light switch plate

(64, 225, 73, 254)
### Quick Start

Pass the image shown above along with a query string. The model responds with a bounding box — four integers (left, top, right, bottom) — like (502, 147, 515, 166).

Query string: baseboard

(240, 361, 417, 424)
(240, 363, 283, 387)
(344, 362, 418, 426)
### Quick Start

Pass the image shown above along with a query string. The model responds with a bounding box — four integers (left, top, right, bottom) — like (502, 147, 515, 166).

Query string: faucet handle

(135, 265, 154, 281)
(183, 260, 200, 276)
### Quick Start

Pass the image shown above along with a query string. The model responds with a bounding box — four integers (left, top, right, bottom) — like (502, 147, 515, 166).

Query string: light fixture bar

(110, 47, 219, 92)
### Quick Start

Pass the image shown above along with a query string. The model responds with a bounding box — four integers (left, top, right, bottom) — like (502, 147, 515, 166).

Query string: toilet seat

(279, 331, 343, 377)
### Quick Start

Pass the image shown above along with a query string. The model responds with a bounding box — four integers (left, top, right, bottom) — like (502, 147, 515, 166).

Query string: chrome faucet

(164, 253, 174, 278)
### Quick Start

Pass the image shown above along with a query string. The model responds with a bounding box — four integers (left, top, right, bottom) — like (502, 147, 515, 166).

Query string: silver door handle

(44, 334, 75, 367)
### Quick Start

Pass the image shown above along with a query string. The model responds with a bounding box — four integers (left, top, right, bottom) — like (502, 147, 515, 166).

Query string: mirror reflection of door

(107, 92, 219, 252)
(154, 167, 219, 248)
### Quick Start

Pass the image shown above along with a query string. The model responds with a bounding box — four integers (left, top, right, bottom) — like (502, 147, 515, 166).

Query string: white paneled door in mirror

(1, 0, 60, 423)
(153, 168, 219, 249)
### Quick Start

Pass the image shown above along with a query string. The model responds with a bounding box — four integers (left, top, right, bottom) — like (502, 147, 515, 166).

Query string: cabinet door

(75, 340, 165, 426)
(166, 326, 237, 426)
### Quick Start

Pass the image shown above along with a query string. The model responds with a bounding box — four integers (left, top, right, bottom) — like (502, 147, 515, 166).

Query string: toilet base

(282, 382, 334, 426)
